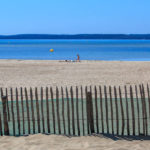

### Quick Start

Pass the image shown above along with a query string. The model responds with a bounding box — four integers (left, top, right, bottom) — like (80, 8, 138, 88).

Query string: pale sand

(0, 59, 150, 150)
(0, 59, 150, 88)
(0, 134, 150, 150)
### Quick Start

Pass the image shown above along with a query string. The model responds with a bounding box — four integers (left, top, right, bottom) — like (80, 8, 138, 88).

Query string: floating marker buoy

(50, 49, 54, 52)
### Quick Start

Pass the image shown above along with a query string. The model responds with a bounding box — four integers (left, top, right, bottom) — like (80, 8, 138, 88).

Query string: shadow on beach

(90, 133, 150, 141)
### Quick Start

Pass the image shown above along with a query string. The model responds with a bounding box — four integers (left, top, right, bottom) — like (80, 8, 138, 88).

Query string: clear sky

(0, 0, 150, 35)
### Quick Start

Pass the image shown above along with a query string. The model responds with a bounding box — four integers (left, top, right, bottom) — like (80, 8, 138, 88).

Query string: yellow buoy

(50, 49, 54, 52)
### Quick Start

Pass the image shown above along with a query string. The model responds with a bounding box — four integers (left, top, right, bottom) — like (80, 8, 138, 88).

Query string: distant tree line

(0, 34, 150, 39)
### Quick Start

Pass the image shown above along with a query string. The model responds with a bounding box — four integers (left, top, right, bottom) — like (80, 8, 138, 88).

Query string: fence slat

(147, 84, 150, 126)
(86, 91, 94, 134)
(16, 88, 20, 135)
(81, 86, 85, 136)
(76, 87, 80, 136)
(142, 84, 148, 136)
(90, 86, 94, 134)
(2, 96, 9, 135)
(66, 87, 70, 135)
(104, 86, 109, 134)
(0, 88, 3, 97)
(130, 86, 135, 136)
(0, 112, 3, 136)
(85, 86, 90, 134)
(61, 87, 66, 135)
(99, 86, 104, 133)
(50, 87, 55, 134)
(35, 87, 41, 133)
(46, 87, 50, 133)
(56, 87, 61, 134)
(20, 87, 25, 135)
(109, 86, 114, 135)
(5, 88, 10, 121)
(114, 86, 119, 135)
(94, 86, 99, 133)
(124, 86, 130, 136)
(119, 87, 124, 136)
(40, 87, 45, 133)
(139, 85, 145, 135)
(70, 87, 75, 135)
(25, 88, 30, 134)
(10, 88, 15, 136)
(135, 85, 140, 135)
(30, 88, 35, 134)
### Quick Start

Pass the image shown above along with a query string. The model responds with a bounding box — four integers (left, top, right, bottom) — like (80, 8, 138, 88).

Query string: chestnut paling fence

(0, 84, 150, 136)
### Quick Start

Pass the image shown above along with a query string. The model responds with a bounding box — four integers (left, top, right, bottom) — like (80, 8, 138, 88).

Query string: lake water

(0, 39, 150, 60)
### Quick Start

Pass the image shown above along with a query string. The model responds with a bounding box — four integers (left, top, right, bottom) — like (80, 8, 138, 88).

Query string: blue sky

(0, 0, 150, 35)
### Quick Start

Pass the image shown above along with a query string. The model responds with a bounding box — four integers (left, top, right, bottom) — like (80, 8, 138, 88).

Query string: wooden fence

(0, 84, 150, 136)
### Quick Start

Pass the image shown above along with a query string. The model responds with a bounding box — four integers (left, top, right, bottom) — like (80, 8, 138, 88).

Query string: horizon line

(1, 33, 150, 36)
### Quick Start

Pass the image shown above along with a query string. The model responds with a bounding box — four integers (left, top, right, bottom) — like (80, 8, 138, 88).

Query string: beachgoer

(77, 54, 80, 62)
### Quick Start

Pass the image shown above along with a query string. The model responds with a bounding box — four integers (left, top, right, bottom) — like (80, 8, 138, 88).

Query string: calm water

(0, 39, 150, 60)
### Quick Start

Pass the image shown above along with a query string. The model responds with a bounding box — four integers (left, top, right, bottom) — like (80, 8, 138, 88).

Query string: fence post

(2, 96, 9, 135)
(86, 92, 94, 134)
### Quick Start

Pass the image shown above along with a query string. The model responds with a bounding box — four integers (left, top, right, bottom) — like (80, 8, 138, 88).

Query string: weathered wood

(0, 88, 3, 97)
(61, 87, 66, 134)
(81, 86, 85, 136)
(90, 86, 94, 133)
(135, 85, 140, 135)
(104, 86, 109, 134)
(139, 85, 145, 135)
(119, 86, 124, 136)
(20, 87, 25, 135)
(2, 96, 9, 135)
(124, 86, 130, 136)
(94, 86, 99, 133)
(66, 87, 70, 135)
(3, 84, 150, 137)
(142, 84, 148, 136)
(76, 86, 80, 136)
(46, 87, 50, 133)
(147, 84, 150, 125)
(70, 87, 75, 135)
(30, 88, 35, 134)
(0, 112, 2, 136)
(114, 86, 119, 135)
(86, 91, 94, 134)
(99, 86, 104, 133)
(10, 88, 15, 135)
(25, 88, 30, 134)
(40, 87, 45, 133)
(109, 86, 114, 135)
(50, 87, 55, 134)
(56, 87, 61, 134)
(16, 88, 20, 135)
(35, 87, 41, 133)
(130, 86, 135, 136)
(85, 86, 90, 134)
(5, 88, 10, 121)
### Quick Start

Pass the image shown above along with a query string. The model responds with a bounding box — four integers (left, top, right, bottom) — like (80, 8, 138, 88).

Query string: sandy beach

(0, 59, 149, 88)
(1, 134, 150, 150)
(0, 59, 150, 150)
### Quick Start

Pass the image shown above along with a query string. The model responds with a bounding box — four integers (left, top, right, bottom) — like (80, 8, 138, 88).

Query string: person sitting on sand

(77, 54, 80, 62)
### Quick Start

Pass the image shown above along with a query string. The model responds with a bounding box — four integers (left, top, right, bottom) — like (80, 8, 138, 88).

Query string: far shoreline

(1, 59, 150, 62)
(1, 34, 150, 40)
